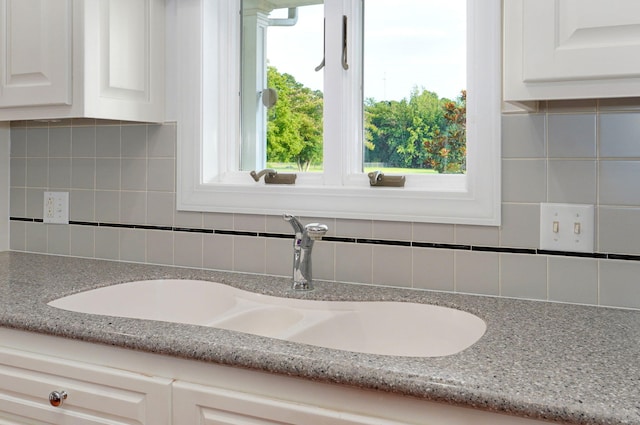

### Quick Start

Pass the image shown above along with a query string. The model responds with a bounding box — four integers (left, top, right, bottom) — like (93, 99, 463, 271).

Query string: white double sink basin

(48, 279, 486, 357)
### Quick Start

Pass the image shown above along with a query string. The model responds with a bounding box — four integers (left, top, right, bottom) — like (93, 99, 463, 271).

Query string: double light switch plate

(539, 203, 594, 253)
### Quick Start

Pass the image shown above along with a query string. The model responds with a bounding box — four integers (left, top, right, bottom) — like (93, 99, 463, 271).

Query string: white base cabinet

(0, 0, 164, 122)
(0, 328, 554, 425)
(0, 346, 171, 424)
(504, 0, 640, 102)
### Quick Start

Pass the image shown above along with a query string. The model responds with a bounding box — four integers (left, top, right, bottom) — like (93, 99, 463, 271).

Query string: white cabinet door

(0, 0, 164, 122)
(173, 380, 411, 425)
(0, 346, 172, 425)
(0, 0, 72, 107)
(504, 0, 640, 101)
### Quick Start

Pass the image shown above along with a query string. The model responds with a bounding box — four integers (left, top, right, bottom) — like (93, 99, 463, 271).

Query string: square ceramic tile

(547, 114, 596, 158)
(203, 212, 234, 231)
(9, 187, 26, 217)
(547, 160, 596, 204)
(95, 191, 120, 223)
(71, 158, 95, 190)
(500, 203, 540, 249)
(10, 158, 26, 187)
(121, 158, 147, 191)
(412, 248, 454, 291)
(26, 188, 44, 219)
(599, 98, 640, 111)
(47, 224, 70, 255)
(146, 230, 174, 265)
(25, 222, 47, 253)
(71, 127, 96, 158)
(599, 260, 640, 309)
(501, 114, 546, 158)
(311, 240, 335, 281)
(234, 214, 266, 232)
(69, 190, 95, 222)
(26, 128, 48, 157)
(26, 158, 48, 188)
(599, 113, 640, 157)
(203, 233, 234, 271)
(455, 225, 499, 247)
(500, 254, 547, 300)
(174, 232, 203, 268)
(69, 225, 95, 258)
(455, 251, 499, 295)
(120, 191, 147, 225)
(96, 158, 121, 190)
(233, 236, 265, 274)
(121, 125, 148, 158)
(10, 128, 26, 157)
(598, 207, 640, 255)
(48, 158, 72, 189)
(96, 125, 121, 158)
(119, 228, 146, 263)
(502, 159, 546, 203)
(49, 127, 72, 158)
(266, 238, 291, 277)
(10, 221, 26, 251)
(266, 214, 296, 234)
(542, 99, 597, 112)
(372, 220, 412, 241)
(335, 218, 373, 239)
(599, 161, 640, 206)
(548, 257, 598, 305)
(335, 243, 372, 284)
(174, 210, 203, 229)
(412, 222, 455, 244)
(95, 227, 120, 260)
(372, 245, 412, 288)
(148, 124, 176, 158)
(147, 158, 175, 192)
(146, 192, 174, 226)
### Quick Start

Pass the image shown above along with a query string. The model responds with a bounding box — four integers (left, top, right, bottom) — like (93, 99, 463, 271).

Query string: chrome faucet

(283, 214, 328, 291)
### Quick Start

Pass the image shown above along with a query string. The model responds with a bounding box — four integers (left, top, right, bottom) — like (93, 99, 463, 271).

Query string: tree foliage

(267, 66, 466, 173)
(266, 66, 323, 171)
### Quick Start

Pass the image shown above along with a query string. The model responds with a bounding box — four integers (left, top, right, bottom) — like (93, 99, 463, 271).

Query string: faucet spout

(283, 214, 328, 291)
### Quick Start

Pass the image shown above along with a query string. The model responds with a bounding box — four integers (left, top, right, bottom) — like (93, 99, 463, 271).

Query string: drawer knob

(49, 390, 68, 407)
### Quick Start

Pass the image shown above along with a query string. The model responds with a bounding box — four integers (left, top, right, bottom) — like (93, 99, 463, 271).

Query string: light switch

(540, 203, 594, 253)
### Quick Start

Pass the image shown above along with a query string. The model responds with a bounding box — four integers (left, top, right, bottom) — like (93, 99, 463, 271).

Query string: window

(176, 0, 501, 225)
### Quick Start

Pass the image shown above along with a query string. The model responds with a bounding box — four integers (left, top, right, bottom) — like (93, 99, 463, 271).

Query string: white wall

(0, 122, 9, 251)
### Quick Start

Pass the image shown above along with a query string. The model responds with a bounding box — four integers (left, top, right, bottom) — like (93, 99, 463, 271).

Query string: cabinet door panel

(0, 347, 171, 425)
(522, 0, 640, 83)
(0, 0, 72, 107)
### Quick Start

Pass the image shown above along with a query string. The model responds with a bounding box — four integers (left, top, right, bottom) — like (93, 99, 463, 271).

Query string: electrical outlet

(539, 203, 594, 253)
(43, 192, 69, 224)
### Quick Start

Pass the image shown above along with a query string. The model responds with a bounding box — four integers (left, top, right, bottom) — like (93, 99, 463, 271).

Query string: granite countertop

(1, 252, 639, 425)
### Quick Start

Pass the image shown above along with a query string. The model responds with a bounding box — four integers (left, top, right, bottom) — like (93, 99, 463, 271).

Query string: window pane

(363, 0, 467, 174)
(241, 2, 324, 173)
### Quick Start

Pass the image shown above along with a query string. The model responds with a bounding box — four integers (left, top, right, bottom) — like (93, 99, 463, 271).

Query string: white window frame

(176, 0, 501, 225)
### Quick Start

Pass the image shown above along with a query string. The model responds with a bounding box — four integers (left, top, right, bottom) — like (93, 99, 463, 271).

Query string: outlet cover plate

(43, 191, 69, 224)
(540, 203, 594, 253)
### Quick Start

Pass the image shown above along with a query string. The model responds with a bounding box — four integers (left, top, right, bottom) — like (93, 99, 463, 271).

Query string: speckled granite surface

(1, 251, 639, 425)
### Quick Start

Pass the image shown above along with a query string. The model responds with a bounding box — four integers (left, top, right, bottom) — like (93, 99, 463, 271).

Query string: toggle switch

(540, 203, 594, 253)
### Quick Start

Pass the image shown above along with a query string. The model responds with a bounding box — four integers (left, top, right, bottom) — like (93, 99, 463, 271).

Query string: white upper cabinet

(0, 0, 164, 122)
(504, 0, 640, 102)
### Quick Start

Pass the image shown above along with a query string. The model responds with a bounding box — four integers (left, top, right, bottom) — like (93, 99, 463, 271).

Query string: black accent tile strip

(215, 230, 258, 237)
(10, 217, 36, 222)
(323, 236, 357, 243)
(9, 215, 640, 263)
(69, 220, 99, 226)
(537, 249, 607, 259)
(173, 227, 214, 234)
(356, 238, 411, 247)
(473, 246, 537, 255)
(606, 253, 640, 262)
(259, 232, 294, 239)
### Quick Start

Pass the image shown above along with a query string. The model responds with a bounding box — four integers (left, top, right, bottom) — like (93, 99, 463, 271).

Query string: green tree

(266, 66, 323, 171)
(424, 90, 466, 173)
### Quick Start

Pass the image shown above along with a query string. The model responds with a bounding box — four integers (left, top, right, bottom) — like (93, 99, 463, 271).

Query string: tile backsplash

(8, 100, 640, 310)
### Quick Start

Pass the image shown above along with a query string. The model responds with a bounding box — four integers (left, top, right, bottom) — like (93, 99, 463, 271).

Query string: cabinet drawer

(0, 346, 171, 425)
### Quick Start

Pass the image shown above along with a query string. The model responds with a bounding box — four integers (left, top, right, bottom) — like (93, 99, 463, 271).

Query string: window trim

(176, 0, 501, 225)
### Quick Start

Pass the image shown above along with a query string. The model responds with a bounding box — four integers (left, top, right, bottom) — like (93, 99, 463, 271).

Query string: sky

(265, 1, 466, 102)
